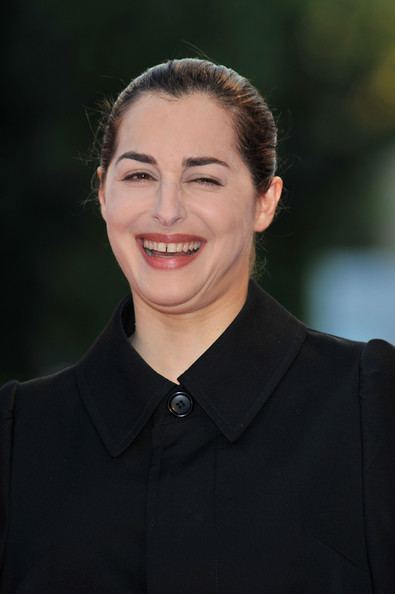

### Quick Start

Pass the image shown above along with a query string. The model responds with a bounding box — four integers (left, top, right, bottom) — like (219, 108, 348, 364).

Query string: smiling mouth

(142, 239, 202, 257)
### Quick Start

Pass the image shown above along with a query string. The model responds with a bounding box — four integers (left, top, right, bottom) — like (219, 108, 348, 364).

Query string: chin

(130, 276, 209, 313)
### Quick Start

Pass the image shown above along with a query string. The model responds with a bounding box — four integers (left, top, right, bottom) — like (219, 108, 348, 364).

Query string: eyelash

(123, 172, 154, 182)
(193, 177, 222, 186)
(122, 173, 222, 186)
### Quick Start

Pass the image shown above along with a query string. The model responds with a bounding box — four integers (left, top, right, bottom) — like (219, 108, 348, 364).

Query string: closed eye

(192, 177, 222, 186)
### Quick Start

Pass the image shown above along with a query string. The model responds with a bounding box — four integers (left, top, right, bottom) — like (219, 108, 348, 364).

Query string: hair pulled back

(99, 58, 278, 193)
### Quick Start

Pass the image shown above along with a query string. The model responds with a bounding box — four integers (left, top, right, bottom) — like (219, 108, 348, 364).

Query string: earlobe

(97, 166, 107, 220)
(254, 176, 283, 232)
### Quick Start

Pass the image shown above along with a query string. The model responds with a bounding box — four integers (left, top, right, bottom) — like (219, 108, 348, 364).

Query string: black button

(168, 391, 193, 418)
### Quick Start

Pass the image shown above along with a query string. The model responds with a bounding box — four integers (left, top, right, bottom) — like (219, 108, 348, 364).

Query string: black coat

(1, 281, 394, 593)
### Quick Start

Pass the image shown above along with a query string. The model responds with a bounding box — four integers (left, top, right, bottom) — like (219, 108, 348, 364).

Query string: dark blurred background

(2, 0, 395, 383)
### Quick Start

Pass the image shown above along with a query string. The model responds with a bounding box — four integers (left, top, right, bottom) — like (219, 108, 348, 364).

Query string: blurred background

(1, 0, 394, 383)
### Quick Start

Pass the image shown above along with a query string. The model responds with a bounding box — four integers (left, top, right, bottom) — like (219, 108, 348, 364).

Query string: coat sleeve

(360, 339, 395, 594)
(0, 380, 17, 573)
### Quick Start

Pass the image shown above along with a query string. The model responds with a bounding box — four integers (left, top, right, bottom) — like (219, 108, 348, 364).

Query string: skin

(98, 92, 282, 382)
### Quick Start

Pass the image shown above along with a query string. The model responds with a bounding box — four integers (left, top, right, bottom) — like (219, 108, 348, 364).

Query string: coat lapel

(76, 281, 306, 455)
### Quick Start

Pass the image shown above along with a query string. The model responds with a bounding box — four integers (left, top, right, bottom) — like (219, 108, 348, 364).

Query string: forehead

(115, 92, 240, 161)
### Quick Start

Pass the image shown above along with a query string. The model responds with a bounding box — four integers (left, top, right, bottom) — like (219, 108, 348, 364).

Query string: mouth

(142, 238, 202, 257)
(136, 234, 205, 269)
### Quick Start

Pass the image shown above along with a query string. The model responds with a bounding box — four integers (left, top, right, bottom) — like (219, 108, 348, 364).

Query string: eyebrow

(115, 150, 229, 169)
(183, 156, 229, 169)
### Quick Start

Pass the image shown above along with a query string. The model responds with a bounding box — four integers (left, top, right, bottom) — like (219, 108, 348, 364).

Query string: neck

(129, 281, 250, 383)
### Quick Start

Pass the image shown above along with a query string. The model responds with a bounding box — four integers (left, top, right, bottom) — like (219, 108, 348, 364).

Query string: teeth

(142, 239, 202, 255)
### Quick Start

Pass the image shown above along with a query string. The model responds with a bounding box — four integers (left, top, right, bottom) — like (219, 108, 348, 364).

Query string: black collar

(76, 281, 306, 457)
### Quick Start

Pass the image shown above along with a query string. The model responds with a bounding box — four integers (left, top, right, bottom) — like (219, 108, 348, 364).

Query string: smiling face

(98, 92, 282, 315)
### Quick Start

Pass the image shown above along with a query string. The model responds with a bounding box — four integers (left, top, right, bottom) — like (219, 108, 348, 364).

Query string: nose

(151, 180, 187, 227)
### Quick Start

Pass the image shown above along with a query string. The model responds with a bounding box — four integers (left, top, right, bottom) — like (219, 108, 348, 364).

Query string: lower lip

(137, 241, 205, 270)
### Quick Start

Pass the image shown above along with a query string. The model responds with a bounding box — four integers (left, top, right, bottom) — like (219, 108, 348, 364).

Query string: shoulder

(359, 338, 395, 422)
(360, 338, 395, 376)
(304, 326, 364, 358)
(0, 380, 18, 418)
(304, 327, 394, 370)
(295, 326, 364, 385)
(358, 339, 395, 419)
(0, 365, 79, 418)
(0, 293, 132, 423)
(293, 327, 394, 397)
(357, 340, 395, 588)
(0, 381, 18, 468)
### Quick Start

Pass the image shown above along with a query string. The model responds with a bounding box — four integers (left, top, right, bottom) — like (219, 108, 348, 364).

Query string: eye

(123, 171, 155, 182)
(192, 177, 222, 186)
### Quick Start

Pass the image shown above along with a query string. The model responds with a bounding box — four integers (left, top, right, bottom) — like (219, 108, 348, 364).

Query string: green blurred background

(2, 0, 395, 383)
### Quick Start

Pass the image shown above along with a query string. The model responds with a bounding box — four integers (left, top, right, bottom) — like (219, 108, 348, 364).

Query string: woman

(0, 58, 394, 593)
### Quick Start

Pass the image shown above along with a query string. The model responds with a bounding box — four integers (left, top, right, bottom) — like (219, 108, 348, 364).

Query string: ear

(97, 166, 107, 220)
(253, 176, 283, 232)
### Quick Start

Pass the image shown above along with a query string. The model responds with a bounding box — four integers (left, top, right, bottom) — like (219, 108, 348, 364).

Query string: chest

(2, 388, 372, 593)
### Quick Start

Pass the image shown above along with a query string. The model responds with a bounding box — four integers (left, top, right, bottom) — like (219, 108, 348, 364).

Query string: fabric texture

(0, 280, 394, 593)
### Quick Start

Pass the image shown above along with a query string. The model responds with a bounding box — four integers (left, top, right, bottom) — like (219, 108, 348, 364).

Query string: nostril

(152, 211, 185, 226)
(152, 190, 187, 226)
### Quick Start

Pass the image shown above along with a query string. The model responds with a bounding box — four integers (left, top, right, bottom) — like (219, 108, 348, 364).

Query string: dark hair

(98, 58, 278, 193)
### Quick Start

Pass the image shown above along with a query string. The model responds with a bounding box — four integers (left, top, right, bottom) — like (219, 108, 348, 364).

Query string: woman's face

(99, 92, 282, 314)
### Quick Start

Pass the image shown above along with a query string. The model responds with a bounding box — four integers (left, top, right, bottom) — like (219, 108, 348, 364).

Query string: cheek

(206, 200, 255, 242)
(103, 203, 137, 263)
(102, 179, 146, 228)
(104, 198, 139, 231)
